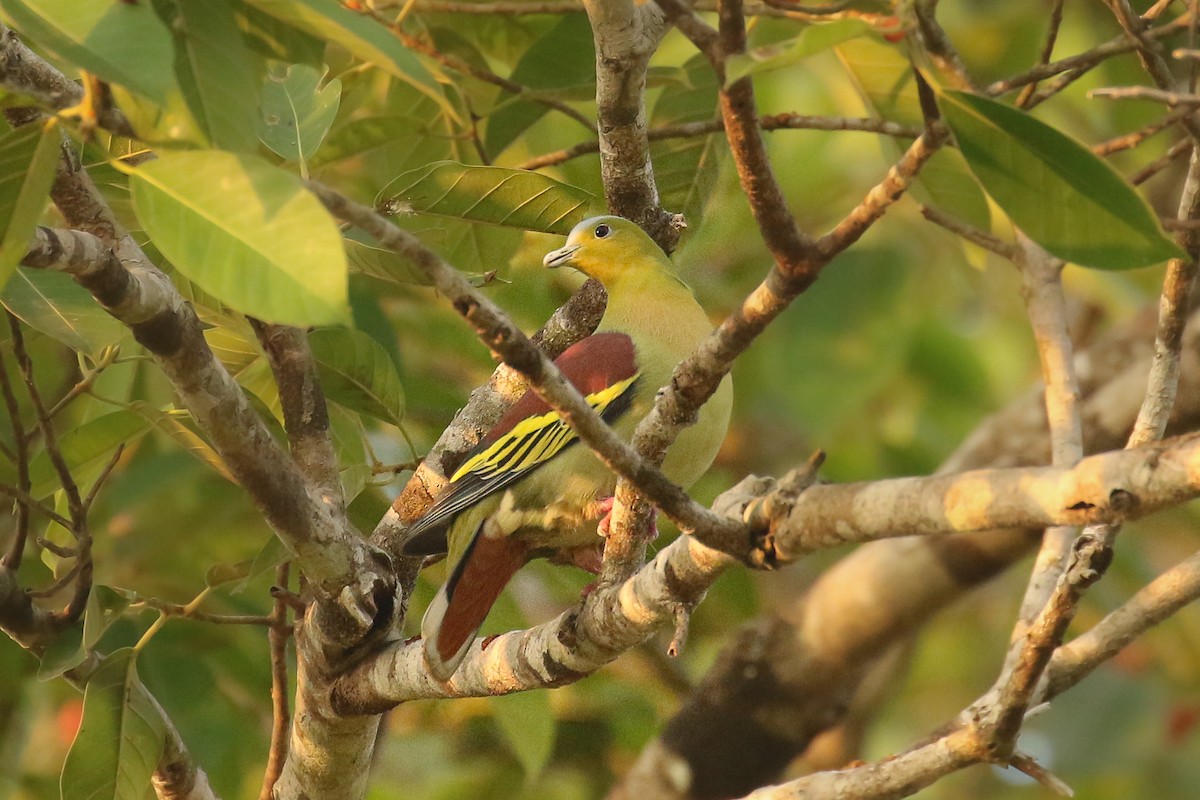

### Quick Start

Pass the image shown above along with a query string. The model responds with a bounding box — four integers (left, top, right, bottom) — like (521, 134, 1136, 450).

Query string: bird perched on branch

(403, 215, 733, 681)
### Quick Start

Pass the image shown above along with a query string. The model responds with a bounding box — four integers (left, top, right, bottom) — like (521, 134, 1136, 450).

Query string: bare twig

(1015, 0, 1066, 108)
(0, 348, 30, 569)
(250, 321, 343, 505)
(8, 312, 83, 517)
(514, 114, 921, 171)
(260, 563, 292, 800)
(1090, 85, 1200, 107)
(919, 204, 1018, 258)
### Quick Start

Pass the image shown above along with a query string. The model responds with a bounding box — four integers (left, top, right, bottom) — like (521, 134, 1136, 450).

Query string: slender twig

(985, 18, 1188, 97)
(129, 594, 274, 626)
(514, 114, 922, 170)
(0, 349, 30, 569)
(8, 313, 83, 517)
(1090, 85, 1200, 107)
(83, 443, 124, 511)
(919, 204, 1018, 259)
(1016, 0, 1066, 108)
(1131, 137, 1193, 184)
(48, 346, 119, 418)
(1092, 108, 1195, 155)
(260, 562, 292, 800)
(25, 559, 80, 598)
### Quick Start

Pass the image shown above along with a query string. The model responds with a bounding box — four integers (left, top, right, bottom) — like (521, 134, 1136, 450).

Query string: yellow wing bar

(450, 373, 639, 483)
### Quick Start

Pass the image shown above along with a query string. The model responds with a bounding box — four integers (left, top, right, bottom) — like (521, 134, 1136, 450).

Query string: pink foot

(594, 496, 615, 536)
(550, 543, 605, 574)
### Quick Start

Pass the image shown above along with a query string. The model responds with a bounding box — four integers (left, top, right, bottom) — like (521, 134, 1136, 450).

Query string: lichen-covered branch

(20, 226, 388, 612)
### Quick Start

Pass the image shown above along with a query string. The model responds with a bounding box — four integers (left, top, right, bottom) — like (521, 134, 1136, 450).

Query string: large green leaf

(0, 0, 176, 103)
(233, 1, 324, 66)
(130, 150, 349, 326)
(651, 55, 724, 224)
(258, 62, 341, 172)
(38, 585, 135, 681)
(383, 161, 595, 234)
(238, 0, 458, 122)
(1, 268, 126, 353)
(940, 90, 1184, 270)
(345, 238, 496, 287)
(168, 0, 262, 152)
(0, 124, 58, 290)
(130, 402, 237, 483)
(489, 690, 555, 779)
(725, 19, 871, 86)
(60, 648, 167, 800)
(483, 14, 595, 158)
(309, 327, 404, 426)
(26, 410, 149, 498)
(837, 38, 990, 232)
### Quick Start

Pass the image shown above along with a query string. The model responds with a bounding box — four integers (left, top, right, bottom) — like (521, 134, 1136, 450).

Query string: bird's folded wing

(403, 332, 641, 550)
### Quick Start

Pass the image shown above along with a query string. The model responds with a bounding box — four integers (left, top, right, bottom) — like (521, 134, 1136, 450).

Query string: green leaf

(383, 161, 595, 234)
(83, 585, 132, 650)
(345, 238, 495, 287)
(837, 37, 990, 232)
(309, 327, 404, 426)
(38, 622, 84, 680)
(26, 410, 149, 498)
(169, 0, 263, 152)
(725, 19, 871, 86)
(0, 0, 176, 103)
(489, 690, 556, 779)
(940, 90, 1185, 270)
(234, 1, 324, 66)
(483, 14, 595, 157)
(258, 62, 342, 170)
(238, 0, 459, 123)
(130, 402, 237, 483)
(204, 536, 286, 591)
(131, 150, 350, 326)
(0, 124, 59, 290)
(651, 55, 724, 224)
(60, 648, 167, 800)
(1, 268, 126, 353)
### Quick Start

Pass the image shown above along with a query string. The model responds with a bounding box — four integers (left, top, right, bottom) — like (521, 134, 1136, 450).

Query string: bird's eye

(594, 223, 611, 238)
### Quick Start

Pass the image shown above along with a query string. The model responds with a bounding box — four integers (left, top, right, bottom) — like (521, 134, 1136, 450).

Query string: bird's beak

(543, 243, 580, 269)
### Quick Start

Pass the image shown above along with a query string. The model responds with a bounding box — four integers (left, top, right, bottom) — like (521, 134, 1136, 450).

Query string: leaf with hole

(940, 90, 1184, 270)
(238, 0, 458, 123)
(258, 62, 342, 170)
(131, 150, 349, 326)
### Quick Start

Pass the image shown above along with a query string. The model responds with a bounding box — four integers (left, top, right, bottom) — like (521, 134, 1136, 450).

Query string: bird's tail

(422, 522, 528, 681)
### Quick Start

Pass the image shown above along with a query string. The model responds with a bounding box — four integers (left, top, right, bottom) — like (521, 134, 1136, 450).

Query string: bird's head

(542, 216, 672, 286)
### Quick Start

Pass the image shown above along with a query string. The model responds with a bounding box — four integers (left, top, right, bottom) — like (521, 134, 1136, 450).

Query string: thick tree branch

(0, 24, 136, 138)
(250, 321, 343, 506)
(584, 0, 679, 249)
(19, 228, 390, 616)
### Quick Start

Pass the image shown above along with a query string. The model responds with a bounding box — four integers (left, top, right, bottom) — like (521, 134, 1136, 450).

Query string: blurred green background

(2, 1, 1199, 798)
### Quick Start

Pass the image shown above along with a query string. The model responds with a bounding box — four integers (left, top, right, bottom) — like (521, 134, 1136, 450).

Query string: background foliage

(1, 1, 1199, 799)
